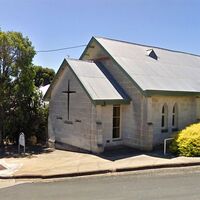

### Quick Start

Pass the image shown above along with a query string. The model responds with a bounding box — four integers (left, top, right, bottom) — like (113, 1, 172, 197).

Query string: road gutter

(1, 161, 200, 180)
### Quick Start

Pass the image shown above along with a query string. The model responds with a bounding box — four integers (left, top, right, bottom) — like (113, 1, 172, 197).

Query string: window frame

(161, 104, 168, 132)
(172, 103, 178, 131)
(112, 104, 121, 140)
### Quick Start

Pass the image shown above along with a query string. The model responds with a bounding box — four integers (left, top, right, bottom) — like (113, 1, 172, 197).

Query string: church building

(44, 37, 200, 153)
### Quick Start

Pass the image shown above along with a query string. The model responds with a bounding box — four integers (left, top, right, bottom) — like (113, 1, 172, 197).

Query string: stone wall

(95, 105, 124, 148)
(150, 96, 197, 145)
(81, 39, 200, 151)
(82, 40, 152, 150)
(100, 58, 153, 150)
(196, 97, 200, 121)
(48, 66, 102, 153)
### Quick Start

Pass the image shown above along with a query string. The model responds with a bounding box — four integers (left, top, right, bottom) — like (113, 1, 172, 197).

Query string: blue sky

(1, 0, 200, 71)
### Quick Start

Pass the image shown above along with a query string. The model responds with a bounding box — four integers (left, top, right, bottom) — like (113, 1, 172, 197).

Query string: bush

(170, 123, 200, 157)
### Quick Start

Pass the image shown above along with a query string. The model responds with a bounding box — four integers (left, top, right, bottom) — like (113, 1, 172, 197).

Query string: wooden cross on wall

(62, 80, 76, 120)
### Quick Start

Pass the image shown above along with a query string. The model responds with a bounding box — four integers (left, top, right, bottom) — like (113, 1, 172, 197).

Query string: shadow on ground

(0, 144, 176, 161)
(0, 144, 53, 159)
(99, 146, 176, 161)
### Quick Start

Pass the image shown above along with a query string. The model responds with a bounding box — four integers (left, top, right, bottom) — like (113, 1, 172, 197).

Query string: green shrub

(170, 123, 200, 157)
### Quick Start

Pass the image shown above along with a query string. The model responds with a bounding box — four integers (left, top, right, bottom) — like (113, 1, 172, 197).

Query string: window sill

(172, 128, 179, 132)
(112, 138, 122, 142)
(161, 129, 168, 133)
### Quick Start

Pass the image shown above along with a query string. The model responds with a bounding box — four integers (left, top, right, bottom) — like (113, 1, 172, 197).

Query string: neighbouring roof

(93, 37, 200, 95)
(44, 58, 130, 105)
(39, 84, 50, 96)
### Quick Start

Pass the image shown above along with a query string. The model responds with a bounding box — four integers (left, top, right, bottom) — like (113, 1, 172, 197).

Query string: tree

(33, 65, 55, 87)
(0, 30, 37, 144)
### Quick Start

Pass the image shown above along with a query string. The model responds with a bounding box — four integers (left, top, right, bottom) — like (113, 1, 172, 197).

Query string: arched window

(172, 103, 178, 130)
(161, 104, 168, 132)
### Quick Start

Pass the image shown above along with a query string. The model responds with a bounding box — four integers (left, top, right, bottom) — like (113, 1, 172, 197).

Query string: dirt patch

(0, 164, 6, 171)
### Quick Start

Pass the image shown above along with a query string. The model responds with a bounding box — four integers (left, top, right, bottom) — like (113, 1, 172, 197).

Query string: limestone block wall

(151, 96, 197, 145)
(196, 97, 200, 121)
(95, 105, 124, 148)
(96, 105, 111, 147)
(48, 66, 100, 153)
(100, 59, 150, 150)
(82, 40, 153, 150)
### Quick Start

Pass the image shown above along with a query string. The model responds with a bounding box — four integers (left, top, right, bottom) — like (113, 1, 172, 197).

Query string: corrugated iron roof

(95, 37, 200, 93)
(65, 59, 129, 103)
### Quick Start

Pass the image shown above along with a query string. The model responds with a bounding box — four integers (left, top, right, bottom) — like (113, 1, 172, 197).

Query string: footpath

(0, 147, 200, 180)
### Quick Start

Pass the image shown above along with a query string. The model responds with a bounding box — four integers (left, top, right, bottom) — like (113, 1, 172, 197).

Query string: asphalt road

(1, 167, 200, 200)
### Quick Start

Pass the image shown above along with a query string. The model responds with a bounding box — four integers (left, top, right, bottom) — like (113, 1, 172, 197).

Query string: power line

(36, 44, 87, 53)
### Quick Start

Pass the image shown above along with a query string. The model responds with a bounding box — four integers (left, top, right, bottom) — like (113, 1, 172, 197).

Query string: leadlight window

(161, 104, 168, 131)
(112, 105, 121, 139)
(172, 103, 178, 130)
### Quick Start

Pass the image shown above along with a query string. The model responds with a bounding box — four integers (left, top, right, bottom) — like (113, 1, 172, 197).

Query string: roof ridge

(94, 36, 200, 58)
(65, 57, 94, 63)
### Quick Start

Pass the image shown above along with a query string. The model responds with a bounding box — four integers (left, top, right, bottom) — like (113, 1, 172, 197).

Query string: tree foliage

(0, 30, 49, 145)
(33, 65, 55, 87)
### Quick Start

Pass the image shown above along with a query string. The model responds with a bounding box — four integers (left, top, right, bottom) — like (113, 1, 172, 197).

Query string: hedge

(170, 123, 200, 157)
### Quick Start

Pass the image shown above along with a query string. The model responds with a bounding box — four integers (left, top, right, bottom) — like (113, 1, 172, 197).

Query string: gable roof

(90, 37, 200, 96)
(44, 58, 130, 105)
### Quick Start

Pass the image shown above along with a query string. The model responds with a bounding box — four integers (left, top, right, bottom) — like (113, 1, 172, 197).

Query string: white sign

(19, 132, 25, 146)
(18, 132, 25, 154)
